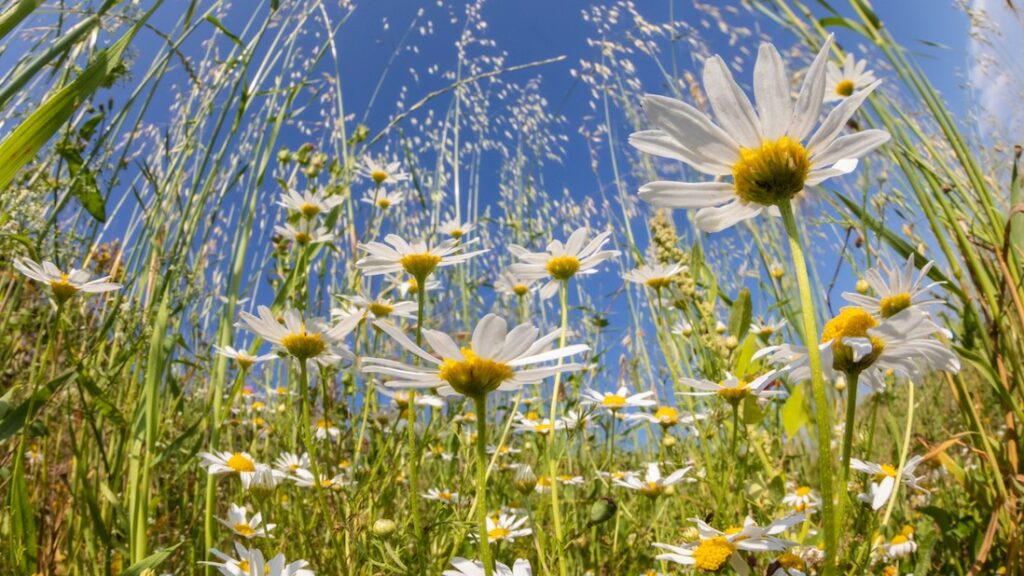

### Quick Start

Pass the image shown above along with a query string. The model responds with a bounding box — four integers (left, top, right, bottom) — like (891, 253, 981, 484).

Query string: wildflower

(884, 525, 918, 560)
(509, 227, 620, 299)
(825, 53, 877, 102)
(331, 293, 417, 334)
(513, 414, 565, 436)
(626, 406, 705, 429)
(770, 551, 808, 576)
(423, 488, 461, 505)
(750, 317, 788, 338)
(679, 370, 787, 404)
(362, 314, 588, 398)
(356, 234, 486, 279)
(842, 255, 942, 320)
(473, 512, 532, 543)
(622, 262, 685, 291)
(361, 188, 404, 210)
(217, 503, 275, 540)
(14, 257, 120, 304)
(581, 386, 656, 413)
(440, 217, 474, 240)
(782, 485, 821, 514)
(630, 37, 889, 232)
(246, 464, 284, 495)
(198, 451, 260, 489)
(214, 345, 276, 370)
(850, 455, 927, 510)
(237, 306, 353, 366)
(291, 468, 347, 489)
(444, 557, 532, 576)
(653, 514, 804, 573)
(672, 321, 693, 337)
(313, 418, 340, 442)
(274, 221, 335, 246)
(390, 273, 441, 298)
(202, 543, 314, 576)
(273, 452, 310, 475)
(277, 188, 343, 218)
(614, 462, 695, 499)
(360, 156, 409, 186)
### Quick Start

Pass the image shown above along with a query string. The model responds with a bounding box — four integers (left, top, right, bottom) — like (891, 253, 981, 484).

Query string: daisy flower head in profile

(439, 216, 474, 240)
(274, 221, 335, 248)
(360, 156, 409, 188)
(472, 512, 532, 544)
(331, 293, 417, 335)
(361, 188, 404, 211)
(509, 226, 620, 300)
(202, 542, 314, 576)
(653, 514, 804, 574)
(842, 255, 943, 321)
(850, 455, 927, 511)
(622, 262, 686, 293)
(362, 314, 588, 399)
(423, 487, 462, 505)
(627, 405, 706, 430)
(825, 53, 877, 102)
(277, 187, 344, 219)
(214, 345, 277, 371)
(769, 551, 809, 576)
(217, 503, 275, 540)
(356, 234, 486, 281)
(883, 525, 918, 560)
(630, 36, 890, 232)
(444, 557, 532, 576)
(750, 317, 788, 339)
(613, 462, 695, 499)
(273, 452, 310, 475)
(291, 468, 347, 490)
(198, 451, 260, 489)
(782, 484, 821, 514)
(493, 269, 539, 299)
(237, 305, 354, 366)
(14, 257, 121, 305)
(513, 413, 565, 437)
(313, 418, 340, 442)
(581, 386, 656, 413)
(679, 370, 788, 406)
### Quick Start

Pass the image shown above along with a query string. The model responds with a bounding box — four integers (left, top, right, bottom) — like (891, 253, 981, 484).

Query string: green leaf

(742, 395, 764, 425)
(57, 141, 106, 222)
(781, 384, 810, 438)
(728, 287, 752, 341)
(205, 15, 244, 48)
(0, 371, 75, 442)
(120, 542, 182, 576)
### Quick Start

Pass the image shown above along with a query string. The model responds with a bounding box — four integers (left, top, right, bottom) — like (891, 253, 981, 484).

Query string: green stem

(547, 280, 570, 576)
(881, 381, 915, 528)
(406, 275, 428, 568)
(778, 200, 836, 573)
(835, 370, 860, 541)
(474, 395, 494, 576)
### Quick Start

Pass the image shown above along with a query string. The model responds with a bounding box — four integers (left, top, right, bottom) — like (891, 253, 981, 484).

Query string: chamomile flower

(273, 452, 310, 475)
(199, 451, 260, 489)
(825, 53, 877, 102)
(362, 314, 588, 398)
(672, 321, 694, 337)
(581, 386, 656, 413)
(614, 462, 695, 498)
(375, 386, 446, 410)
(217, 503, 275, 539)
(513, 414, 565, 436)
(627, 406, 706, 429)
(274, 221, 335, 247)
(313, 418, 340, 442)
(360, 156, 409, 187)
(884, 525, 918, 560)
(750, 317, 788, 338)
(246, 464, 283, 495)
(203, 543, 314, 576)
(214, 346, 276, 370)
(237, 306, 354, 366)
(423, 488, 461, 505)
(851, 455, 927, 510)
(291, 468, 347, 489)
(473, 512, 532, 544)
(361, 188, 404, 210)
(356, 234, 486, 279)
(390, 273, 441, 298)
(653, 514, 804, 574)
(331, 293, 417, 335)
(444, 557, 532, 576)
(630, 37, 889, 232)
(14, 257, 121, 304)
(842, 255, 943, 320)
(277, 188, 344, 218)
(509, 227, 620, 299)
(770, 551, 809, 576)
(439, 217, 474, 240)
(679, 370, 787, 404)
(493, 270, 539, 298)
(622, 262, 685, 291)
(782, 485, 821, 514)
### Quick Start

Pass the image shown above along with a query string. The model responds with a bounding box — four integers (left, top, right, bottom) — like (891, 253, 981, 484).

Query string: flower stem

(778, 200, 836, 573)
(473, 394, 494, 576)
(547, 280, 570, 576)
(835, 369, 861, 542)
(881, 381, 915, 528)
(406, 275, 427, 568)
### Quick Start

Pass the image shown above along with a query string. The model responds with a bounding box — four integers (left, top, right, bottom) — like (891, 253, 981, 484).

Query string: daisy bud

(513, 464, 538, 495)
(277, 148, 291, 164)
(662, 434, 677, 448)
(372, 518, 397, 536)
(856, 279, 870, 294)
(724, 335, 739, 350)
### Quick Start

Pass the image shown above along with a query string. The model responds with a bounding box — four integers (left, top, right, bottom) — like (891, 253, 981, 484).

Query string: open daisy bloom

(627, 406, 706, 429)
(493, 270, 539, 298)
(622, 262, 685, 292)
(444, 557, 532, 576)
(361, 188, 404, 210)
(473, 512, 532, 544)
(841, 255, 942, 320)
(440, 217, 474, 240)
(825, 53, 877, 102)
(360, 156, 409, 187)
(277, 188, 344, 218)
(214, 345, 276, 371)
(653, 514, 804, 574)
(274, 221, 335, 247)
(199, 451, 261, 489)
(331, 293, 417, 335)
(361, 314, 588, 398)
(202, 542, 314, 576)
(356, 234, 486, 280)
(850, 455, 927, 510)
(217, 503, 275, 540)
(679, 370, 787, 405)
(581, 386, 656, 413)
(14, 257, 121, 304)
(613, 462, 695, 499)
(238, 306, 353, 366)
(509, 227, 620, 299)
(630, 37, 890, 232)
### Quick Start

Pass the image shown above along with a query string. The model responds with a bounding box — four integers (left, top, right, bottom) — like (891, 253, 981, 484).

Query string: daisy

(237, 306, 353, 365)
(884, 525, 917, 560)
(842, 255, 942, 320)
(439, 217, 474, 240)
(850, 455, 927, 510)
(390, 273, 441, 298)
(217, 503, 275, 539)
(750, 317, 788, 338)
(614, 462, 695, 498)
(770, 551, 808, 576)
(277, 188, 344, 218)
(556, 474, 585, 486)
(782, 485, 821, 514)
(653, 514, 804, 574)
(360, 156, 409, 187)
(473, 512, 532, 544)
(672, 321, 693, 337)
(375, 386, 446, 410)
(361, 188, 404, 210)
(273, 452, 310, 475)
(581, 386, 656, 413)
(627, 406, 706, 429)
(313, 418, 340, 442)
(203, 543, 314, 576)
(274, 221, 335, 247)
(825, 53, 877, 102)
(214, 345, 276, 370)
(291, 468, 347, 489)
(630, 37, 890, 232)
(198, 451, 260, 489)
(679, 370, 787, 404)
(509, 227, 620, 299)
(14, 257, 120, 304)
(444, 557, 532, 576)
(493, 270, 540, 298)
(622, 262, 685, 292)
(423, 487, 462, 505)
(513, 414, 565, 436)
(362, 314, 588, 398)
(246, 464, 283, 495)
(356, 234, 486, 279)
(331, 293, 417, 335)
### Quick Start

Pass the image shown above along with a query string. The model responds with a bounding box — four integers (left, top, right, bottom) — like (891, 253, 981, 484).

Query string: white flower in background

(14, 257, 120, 304)
(883, 525, 918, 560)
(626, 406, 706, 429)
(273, 452, 310, 475)
(439, 217, 474, 240)
(245, 464, 283, 494)
(214, 346, 276, 370)
(291, 468, 347, 489)
(277, 188, 344, 218)
(217, 503, 275, 539)
(198, 451, 260, 489)
(653, 514, 804, 574)
(423, 487, 462, 505)
(509, 227, 620, 299)
(473, 512, 532, 544)
(679, 370, 787, 404)
(622, 262, 685, 291)
(750, 317, 788, 338)
(374, 385, 445, 410)
(494, 270, 540, 298)
(825, 53, 877, 102)
(561, 407, 595, 431)
(672, 321, 693, 337)
(356, 234, 486, 278)
(331, 293, 417, 335)
(360, 156, 409, 187)
(614, 462, 695, 498)
(274, 221, 335, 247)
(361, 188, 404, 210)
(630, 37, 890, 232)
(202, 542, 314, 576)
(444, 557, 532, 576)
(842, 255, 942, 320)
(782, 484, 821, 514)
(850, 455, 927, 510)
(362, 314, 588, 398)
(237, 306, 354, 366)
(313, 418, 340, 442)
(581, 386, 656, 413)
(770, 551, 809, 576)
(513, 414, 565, 436)
(389, 273, 441, 298)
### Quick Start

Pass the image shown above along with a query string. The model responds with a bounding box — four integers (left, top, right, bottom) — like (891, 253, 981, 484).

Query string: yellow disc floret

(692, 536, 737, 571)
(602, 394, 627, 410)
(879, 292, 912, 318)
(49, 274, 78, 304)
(645, 276, 674, 291)
(821, 306, 885, 373)
(368, 302, 394, 317)
(835, 79, 855, 97)
(233, 523, 256, 537)
(654, 406, 680, 426)
(299, 202, 321, 218)
(227, 453, 256, 473)
(371, 169, 389, 185)
(732, 137, 810, 206)
(716, 380, 750, 404)
(400, 253, 442, 279)
(280, 328, 326, 361)
(438, 348, 515, 397)
(546, 255, 581, 281)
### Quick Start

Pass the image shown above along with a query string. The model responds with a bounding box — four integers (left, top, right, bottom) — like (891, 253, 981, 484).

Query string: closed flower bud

(514, 464, 538, 495)
(372, 518, 397, 536)
(855, 279, 869, 294)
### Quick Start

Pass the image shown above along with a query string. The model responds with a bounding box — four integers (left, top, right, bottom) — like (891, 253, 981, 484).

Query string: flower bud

(372, 518, 397, 536)
(514, 464, 538, 495)
(589, 496, 617, 526)
(855, 279, 869, 294)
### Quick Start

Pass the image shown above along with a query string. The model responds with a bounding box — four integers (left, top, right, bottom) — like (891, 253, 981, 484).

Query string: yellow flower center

(644, 276, 674, 290)
(777, 551, 805, 569)
(836, 79, 855, 97)
(654, 406, 679, 425)
(316, 419, 332, 430)
(487, 526, 510, 541)
(400, 253, 442, 279)
(227, 453, 256, 473)
(513, 283, 529, 296)
(890, 534, 909, 545)
(640, 481, 663, 498)
(716, 380, 750, 404)
(371, 169, 388, 184)
(49, 274, 78, 303)
(525, 411, 539, 421)
(439, 490, 452, 501)
(879, 292, 912, 318)
(233, 523, 256, 537)
(376, 198, 391, 209)
(821, 307, 885, 373)
(796, 486, 812, 497)
(558, 475, 575, 482)
(437, 348, 515, 397)
(237, 560, 250, 572)
(602, 394, 627, 409)
(900, 524, 915, 537)
(294, 231, 312, 245)
(534, 423, 553, 434)
(280, 330, 326, 360)
(299, 202, 320, 218)
(692, 536, 737, 571)
(449, 228, 464, 239)
(235, 354, 255, 370)
(546, 255, 581, 281)
(876, 463, 898, 480)
(732, 136, 810, 205)
(368, 302, 394, 317)
(251, 401, 265, 411)
(406, 277, 420, 294)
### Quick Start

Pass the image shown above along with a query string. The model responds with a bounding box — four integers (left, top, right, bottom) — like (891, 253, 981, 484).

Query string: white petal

(638, 180, 735, 208)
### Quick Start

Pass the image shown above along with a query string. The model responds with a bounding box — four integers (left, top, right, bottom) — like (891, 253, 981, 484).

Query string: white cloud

(967, 0, 1024, 142)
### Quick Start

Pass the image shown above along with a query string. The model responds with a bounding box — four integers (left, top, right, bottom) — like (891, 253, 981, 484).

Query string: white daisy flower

(842, 255, 943, 320)
(202, 543, 314, 576)
(313, 418, 340, 442)
(782, 485, 821, 514)
(493, 270, 540, 298)
(331, 293, 417, 335)
(622, 262, 685, 291)
(389, 273, 441, 298)
(630, 37, 890, 232)
(472, 512, 532, 544)
(672, 321, 694, 337)
(277, 188, 344, 218)
(360, 156, 409, 187)
(883, 526, 918, 560)
(750, 317, 788, 338)
(825, 53, 877, 102)
(513, 414, 565, 436)
(198, 451, 260, 489)
(581, 386, 656, 413)
(273, 452, 310, 475)
(375, 385, 445, 409)
(439, 217, 474, 240)
(423, 488, 462, 505)
(561, 407, 595, 431)
(770, 551, 809, 576)
(361, 188, 404, 210)
(214, 345, 276, 370)
(361, 314, 588, 398)
(291, 468, 347, 489)
(613, 462, 695, 498)
(679, 370, 787, 404)
(14, 257, 120, 304)
(237, 306, 354, 365)
(274, 221, 335, 247)
(444, 557, 532, 576)
(217, 503, 275, 539)
(509, 227, 620, 300)
(246, 464, 283, 494)
(626, 406, 706, 429)
(356, 234, 486, 279)
(653, 514, 804, 574)
(850, 455, 927, 511)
